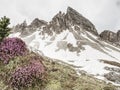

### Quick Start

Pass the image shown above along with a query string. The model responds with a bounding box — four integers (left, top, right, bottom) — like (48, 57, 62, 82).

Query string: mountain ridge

(12, 7, 98, 35)
(12, 7, 120, 47)
(100, 30, 120, 47)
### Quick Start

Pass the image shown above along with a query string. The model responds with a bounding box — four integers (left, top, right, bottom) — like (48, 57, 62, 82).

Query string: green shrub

(0, 16, 10, 41)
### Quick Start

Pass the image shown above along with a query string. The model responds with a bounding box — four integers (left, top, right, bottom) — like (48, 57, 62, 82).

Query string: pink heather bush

(10, 59, 45, 88)
(0, 37, 27, 64)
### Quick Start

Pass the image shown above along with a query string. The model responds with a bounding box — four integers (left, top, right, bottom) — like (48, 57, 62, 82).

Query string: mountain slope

(10, 7, 120, 85)
(0, 52, 118, 90)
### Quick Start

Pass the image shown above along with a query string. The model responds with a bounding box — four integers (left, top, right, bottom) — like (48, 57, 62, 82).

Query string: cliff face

(100, 30, 120, 46)
(48, 7, 98, 35)
(65, 7, 98, 35)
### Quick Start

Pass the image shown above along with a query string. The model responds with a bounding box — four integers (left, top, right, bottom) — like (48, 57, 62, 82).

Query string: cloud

(15, 0, 67, 22)
(0, 0, 120, 32)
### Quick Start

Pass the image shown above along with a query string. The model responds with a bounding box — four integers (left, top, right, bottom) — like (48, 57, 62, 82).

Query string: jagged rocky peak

(29, 18, 47, 28)
(12, 18, 48, 35)
(50, 7, 98, 35)
(13, 18, 47, 29)
(52, 11, 65, 24)
(12, 7, 98, 36)
(65, 7, 98, 35)
(49, 11, 66, 34)
(12, 20, 27, 32)
(21, 20, 27, 27)
(100, 30, 120, 46)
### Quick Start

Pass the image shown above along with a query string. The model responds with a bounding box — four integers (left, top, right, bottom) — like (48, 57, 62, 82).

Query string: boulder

(104, 72, 120, 84)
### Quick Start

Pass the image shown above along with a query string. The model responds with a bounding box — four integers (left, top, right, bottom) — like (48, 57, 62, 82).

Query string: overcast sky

(0, 0, 120, 33)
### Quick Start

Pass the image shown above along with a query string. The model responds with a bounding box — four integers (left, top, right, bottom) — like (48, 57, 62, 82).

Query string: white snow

(9, 32, 21, 38)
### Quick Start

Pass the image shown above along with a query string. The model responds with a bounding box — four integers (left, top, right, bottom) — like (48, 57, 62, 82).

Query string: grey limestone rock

(28, 18, 47, 28)
(100, 30, 120, 46)
(104, 72, 120, 84)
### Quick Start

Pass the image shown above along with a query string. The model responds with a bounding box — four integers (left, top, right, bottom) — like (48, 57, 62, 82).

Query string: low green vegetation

(0, 16, 10, 41)
(0, 52, 118, 90)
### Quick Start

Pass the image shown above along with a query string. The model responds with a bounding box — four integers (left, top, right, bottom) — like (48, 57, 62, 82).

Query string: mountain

(10, 7, 120, 85)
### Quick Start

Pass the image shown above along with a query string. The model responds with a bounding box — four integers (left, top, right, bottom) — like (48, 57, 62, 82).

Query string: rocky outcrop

(48, 7, 98, 35)
(104, 67, 120, 73)
(100, 30, 120, 46)
(49, 11, 66, 34)
(12, 19, 48, 37)
(12, 21, 27, 33)
(28, 18, 47, 28)
(65, 7, 98, 35)
(100, 30, 117, 42)
(104, 72, 120, 84)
